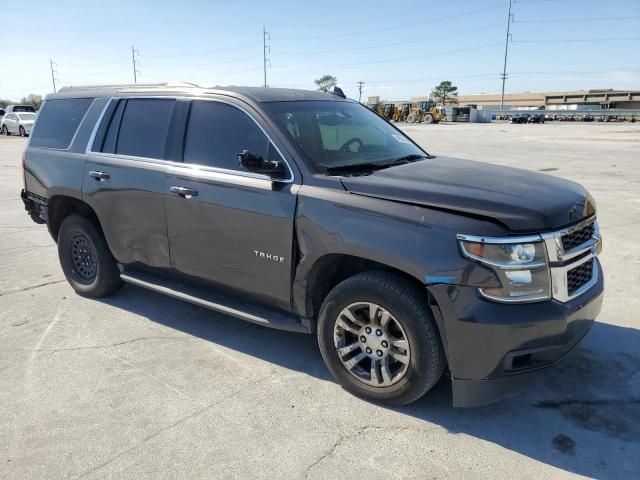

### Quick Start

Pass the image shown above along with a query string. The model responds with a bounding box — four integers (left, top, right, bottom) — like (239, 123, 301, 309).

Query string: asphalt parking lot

(1, 122, 639, 479)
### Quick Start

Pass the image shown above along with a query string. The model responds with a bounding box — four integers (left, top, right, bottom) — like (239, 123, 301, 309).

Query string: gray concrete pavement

(1, 123, 639, 479)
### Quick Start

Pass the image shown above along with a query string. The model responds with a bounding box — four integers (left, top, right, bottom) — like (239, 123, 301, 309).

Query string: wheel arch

(298, 252, 433, 313)
(47, 195, 102, 242)
(296, 252, 450, 364)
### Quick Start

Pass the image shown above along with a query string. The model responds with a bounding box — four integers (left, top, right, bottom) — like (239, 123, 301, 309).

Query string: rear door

(83, 97, 177, 269)
(165, 99, 298, 310)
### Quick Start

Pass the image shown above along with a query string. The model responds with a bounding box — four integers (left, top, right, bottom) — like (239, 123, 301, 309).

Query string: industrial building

(368, 89, 640, 111)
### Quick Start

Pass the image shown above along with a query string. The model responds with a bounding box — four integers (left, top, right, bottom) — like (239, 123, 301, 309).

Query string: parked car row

(506, 113, 545, 124)
(499, 112, 637, 123)
(0, 104, 37, 137)
(1, 112, 36, 136)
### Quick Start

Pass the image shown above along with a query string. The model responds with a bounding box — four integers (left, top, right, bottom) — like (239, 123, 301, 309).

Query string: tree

(314, 74, 338, 92)
(21, 94, 43, 110)
(431, 81, 458, 105)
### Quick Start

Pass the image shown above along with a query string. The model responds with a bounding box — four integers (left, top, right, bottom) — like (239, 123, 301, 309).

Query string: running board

(120, 271, 310, 334)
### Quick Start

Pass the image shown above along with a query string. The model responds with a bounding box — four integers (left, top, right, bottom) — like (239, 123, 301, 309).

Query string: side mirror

(237, 150, 286, 179)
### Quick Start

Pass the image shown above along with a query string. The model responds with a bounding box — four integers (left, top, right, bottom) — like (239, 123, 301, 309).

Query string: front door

(165, 99, 297, 310)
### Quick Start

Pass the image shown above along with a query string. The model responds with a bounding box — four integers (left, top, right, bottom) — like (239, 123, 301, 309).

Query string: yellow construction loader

(392, 103, 411, 122)
(406, 101, 446, 124)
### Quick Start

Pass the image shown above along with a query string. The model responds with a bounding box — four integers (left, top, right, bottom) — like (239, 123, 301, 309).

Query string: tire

(19, 126, 25, 137)
(422, 114, 434, 124)
(317, 271, 445, 406)
(2, 125, 10, 136)
(406, 113, 417, 123)
(58, 214, 123, 297)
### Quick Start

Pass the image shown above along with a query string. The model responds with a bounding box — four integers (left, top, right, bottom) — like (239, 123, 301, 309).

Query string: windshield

(18, 113, 36, 121)
(264, 101, 428, 173)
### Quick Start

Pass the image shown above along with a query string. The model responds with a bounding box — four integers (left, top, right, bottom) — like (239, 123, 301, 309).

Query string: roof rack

(57, 82, 201, 93)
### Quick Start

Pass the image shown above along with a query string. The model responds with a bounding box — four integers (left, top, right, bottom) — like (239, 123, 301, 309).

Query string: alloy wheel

(333, 302, 411, 387)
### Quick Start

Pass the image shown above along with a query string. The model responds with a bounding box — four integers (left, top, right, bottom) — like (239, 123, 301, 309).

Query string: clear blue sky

(1, 0, 639, 101)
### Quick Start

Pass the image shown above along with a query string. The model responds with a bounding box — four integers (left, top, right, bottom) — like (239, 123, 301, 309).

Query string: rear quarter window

(30, 98, 93, 149)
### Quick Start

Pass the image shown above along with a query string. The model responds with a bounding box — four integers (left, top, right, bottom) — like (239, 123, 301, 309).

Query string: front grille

(562, 223, 594, 251)
(567, 259, 594, 295)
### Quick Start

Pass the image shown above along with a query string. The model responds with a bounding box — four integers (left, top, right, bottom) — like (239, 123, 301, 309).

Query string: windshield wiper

(392, 153, 435, 162)
(324, 153, 434, 176)
(324, 163, 386, 175)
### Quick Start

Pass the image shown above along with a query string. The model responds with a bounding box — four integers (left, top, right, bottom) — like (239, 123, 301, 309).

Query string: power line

(278, 22, 506, 56)
(515, 15, 640, 23)
(143, 41, 262, 59)
(271, 3, 505, 40)
(513, 37, 640, 43)
(272, 42, 504, 70)
(141, 54, 263, 70)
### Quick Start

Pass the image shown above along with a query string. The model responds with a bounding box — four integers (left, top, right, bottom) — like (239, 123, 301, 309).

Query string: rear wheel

(317, 271, 445, 405)
(58, 214, 122, 297)
(406, 113, 417, 123)
(422, 114, 434, 124)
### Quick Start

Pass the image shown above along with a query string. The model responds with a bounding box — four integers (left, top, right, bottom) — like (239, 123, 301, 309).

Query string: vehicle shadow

(102, 284, 640, 479)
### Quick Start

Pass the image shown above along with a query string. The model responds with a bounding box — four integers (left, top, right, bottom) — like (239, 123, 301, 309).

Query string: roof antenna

(330, 86, 346, 99)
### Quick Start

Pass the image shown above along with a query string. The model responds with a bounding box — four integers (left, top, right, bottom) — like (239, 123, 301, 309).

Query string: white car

(1, 112, 36, 136)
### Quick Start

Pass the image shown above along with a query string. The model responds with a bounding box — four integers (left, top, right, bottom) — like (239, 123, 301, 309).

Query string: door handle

(170, 186, 199, 198)
(89, 170, 110, 181)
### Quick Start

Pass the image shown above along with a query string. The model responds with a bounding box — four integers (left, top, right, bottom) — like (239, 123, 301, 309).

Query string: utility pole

(263, 26, 270, 87)
(500, 0, 513, 110)
(49, 59, 58, 93)
(357, 81, 365, 103)
(131, 45, 141, 84)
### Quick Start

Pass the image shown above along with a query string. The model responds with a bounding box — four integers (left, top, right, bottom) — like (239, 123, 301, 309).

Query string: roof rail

(57, 82, 201, 92)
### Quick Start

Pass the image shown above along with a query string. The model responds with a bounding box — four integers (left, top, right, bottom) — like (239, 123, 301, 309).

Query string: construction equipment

(392, 103, 411, 122)
(406, 100, 446, 124)
(377, 103, 395, 121)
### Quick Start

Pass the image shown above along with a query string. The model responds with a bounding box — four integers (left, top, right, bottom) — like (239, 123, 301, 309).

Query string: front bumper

(427, 258, 604, 407)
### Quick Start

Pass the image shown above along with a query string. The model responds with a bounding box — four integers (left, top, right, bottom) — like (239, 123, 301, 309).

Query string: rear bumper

(21, 189, 47, 224)
(428, 259, 604, 407)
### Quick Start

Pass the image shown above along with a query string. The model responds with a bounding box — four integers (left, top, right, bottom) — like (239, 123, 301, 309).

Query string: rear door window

(29, 98, 93, 149)
(115, 99, 175, 159)
(183, 100, 268, 171)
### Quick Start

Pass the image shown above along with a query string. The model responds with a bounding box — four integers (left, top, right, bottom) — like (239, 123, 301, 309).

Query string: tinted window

(116, 99, 175, 159)
(13, 105, 35, 112)
(30, 98, 93, 149)
(184, 101, 268, 171)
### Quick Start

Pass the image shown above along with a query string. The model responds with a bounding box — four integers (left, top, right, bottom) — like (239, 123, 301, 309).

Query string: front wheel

(317, 271, 445, 405)
(58, 214, 123, 297)
(19, 126, 26, 137)
(2, 125, 10, 135)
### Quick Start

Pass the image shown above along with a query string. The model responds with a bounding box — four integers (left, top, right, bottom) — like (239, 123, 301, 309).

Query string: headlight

(458, 237, 550, 303)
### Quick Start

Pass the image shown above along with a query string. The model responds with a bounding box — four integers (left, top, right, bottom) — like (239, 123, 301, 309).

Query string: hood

(340, 157, 595, 232)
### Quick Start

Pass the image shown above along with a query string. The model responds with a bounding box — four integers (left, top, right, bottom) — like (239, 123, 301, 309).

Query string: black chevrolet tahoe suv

(21, 83, 603, 407)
